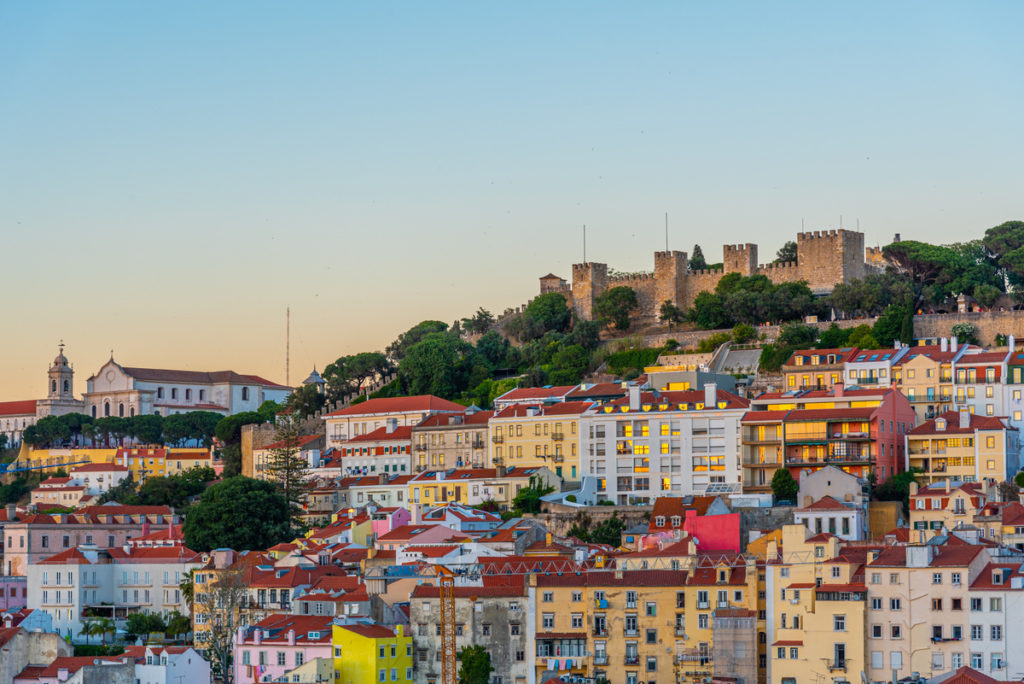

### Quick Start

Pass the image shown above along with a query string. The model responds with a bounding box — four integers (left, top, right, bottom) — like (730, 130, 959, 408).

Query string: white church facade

(84, 359, 292, 418)
(1, 345, 292, 446)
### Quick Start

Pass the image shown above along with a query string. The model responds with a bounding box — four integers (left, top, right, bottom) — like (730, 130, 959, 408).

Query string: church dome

(51, 344, 70, 370)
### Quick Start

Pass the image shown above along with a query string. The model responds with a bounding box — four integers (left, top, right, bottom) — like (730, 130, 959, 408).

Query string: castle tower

(571, 262, 608, 320)
(48, 342, 74, 400)
(796, 229, 866, 292)
(654, 250, 688, 311)
(723, 244, 758, 276)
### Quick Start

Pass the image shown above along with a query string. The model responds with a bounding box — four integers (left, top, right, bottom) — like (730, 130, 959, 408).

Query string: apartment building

(765, 525, 874, 684)
(906, 411, 1019, 485)
(410, 409, 493, 471)
(489, 402, 591, 481)
(865, 542, 992, 681)
(322, 395, 464, 450)
(3, 505, 178, 576)
(409, 583, 530, 684)
(336, 423, 413, 476)
(952, 351, 1010, 419)
(580, 385, 749, 503)
(233, 614, 334, 684)
(407, 466, 560, 510)
(26, 545, 204, 641)
(783, 347, 857, 391)
(528, 561, 763, 684)
(891, 342, 967, 421)
(741, 385, 915, 493)
(332, 622, 413, 684)
(967, 562, 1024, 679)
(909, 481, 990, 537)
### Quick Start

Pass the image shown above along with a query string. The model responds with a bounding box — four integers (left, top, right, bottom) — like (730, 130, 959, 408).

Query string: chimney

(496, 465, 507, 478)
(5, 504, 16, 521)
(1010, 335, 1016, 351)
(385, 418, 398, 434)
(951, 336, 958, 353)
(628, 386, 641, 411)
(958, 408, 970, 429)
(945, 479, 951, 494)
(57, 668, 70, 682)
(436, 470, 445, 481)
(704, 383, 717, 408)
(940, 337, 948, 353)
(526, 406, 539, 417)
(287, 629, 296, 645)
(909, 481, 919, 496)
(834, 381, 844, 398)
(546, 532, 553, 546)
(378, 472, 388, 485)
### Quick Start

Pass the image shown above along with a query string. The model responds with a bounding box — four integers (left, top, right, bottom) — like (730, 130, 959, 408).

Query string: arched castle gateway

(540, 229, 872, 320)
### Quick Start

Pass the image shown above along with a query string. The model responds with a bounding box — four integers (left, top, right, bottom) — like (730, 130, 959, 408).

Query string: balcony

(697, 601, 709, 610)
(624, 628, 639, 637)
(624, 655, 640, 665)
(675, 626, 686, 636)
(594, 598, 608, 609)
(717, 600, 730, 609)
(551, 432, 565, 441)
(491, 434, 504, 444)
(593, 654, 608, 665)
(827, 660, 847, 672)
(414, 443, 428, 452)
(675, 649, 712, 665)
(471, 439, 485, 449)
(592, 626, 608, 637)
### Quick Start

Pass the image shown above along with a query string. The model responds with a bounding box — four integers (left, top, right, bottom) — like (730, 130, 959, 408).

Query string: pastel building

(233, 614, 334, 684)
(323, 396, 464, 450)
(332, 622, 412, 684)
(906, 410, 1019, 485)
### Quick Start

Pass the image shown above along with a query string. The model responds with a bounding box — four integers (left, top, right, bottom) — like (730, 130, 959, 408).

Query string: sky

(1, 2, 1023, 400)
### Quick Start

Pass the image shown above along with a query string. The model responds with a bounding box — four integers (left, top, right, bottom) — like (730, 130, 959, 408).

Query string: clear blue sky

(2, 2, 1022, 398)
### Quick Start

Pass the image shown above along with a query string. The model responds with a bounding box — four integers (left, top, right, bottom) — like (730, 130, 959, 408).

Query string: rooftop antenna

(840, 215, 843, 229)
(664, 212, 669, 251)
(286, 306, 290, 386)
(801, 218, 805, 231)
(583, 224, 586, 263)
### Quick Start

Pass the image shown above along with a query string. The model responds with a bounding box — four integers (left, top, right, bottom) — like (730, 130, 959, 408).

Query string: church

(0, 344, 292, 447)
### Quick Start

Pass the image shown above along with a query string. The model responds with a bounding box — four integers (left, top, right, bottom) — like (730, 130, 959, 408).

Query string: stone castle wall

(914, 311, 1024, 346)
(549, 229, 870, 320)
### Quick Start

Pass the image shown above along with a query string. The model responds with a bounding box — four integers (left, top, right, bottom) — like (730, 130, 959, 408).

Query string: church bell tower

(48, 341, 74, 400)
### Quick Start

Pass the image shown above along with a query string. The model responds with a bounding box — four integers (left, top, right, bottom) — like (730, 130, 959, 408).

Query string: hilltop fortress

(539, 229, 871, 321)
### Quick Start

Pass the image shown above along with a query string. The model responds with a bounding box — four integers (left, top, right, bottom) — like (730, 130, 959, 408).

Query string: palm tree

(79, 620, 95, 645)
(95, 617, 115, 645)
(179, 570, 195, 612)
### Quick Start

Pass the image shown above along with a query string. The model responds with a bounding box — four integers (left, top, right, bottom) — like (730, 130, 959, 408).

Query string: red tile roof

(343, 426, 413, 443)
(0, 626, 20, 648)
(70, 463, 129, 473)
(415, 410, 495, 427)
(493, 401, 595, 418)
(936, 666, 1014, 684)
(258, 434, 323, 450)
(604, 389, 749, 410)
(116, 366, 289, 388)
(411, 584, 525, 599)
(495, 386, 576, 401)
(0, 400, 37, 416)
(797, 496, 849, 512)
(909, 411, 1011, 436)
(565, 383, 632, 399)
(324, 395, 464, 418)
(336, 623, 398, 638)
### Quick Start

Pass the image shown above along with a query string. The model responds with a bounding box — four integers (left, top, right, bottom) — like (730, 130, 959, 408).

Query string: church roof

(97, 365, 290, 389)
(0, 400, 38, 417)
(303, 369, 326, 385)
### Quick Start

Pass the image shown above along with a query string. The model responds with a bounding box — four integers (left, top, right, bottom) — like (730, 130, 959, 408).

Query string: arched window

(91, 405, 97, 418)
(104, 402, 110, 417)
(185, 389, 191, 401)
(118, 403, 125, 417)
(130, 407, 135, 417)
(51, 380, 56, 393)
(63, 380, 69, 393)
(242, 387, 250, 401)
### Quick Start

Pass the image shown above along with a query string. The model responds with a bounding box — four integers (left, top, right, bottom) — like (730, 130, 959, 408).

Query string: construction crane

(434, 565, 456, 684)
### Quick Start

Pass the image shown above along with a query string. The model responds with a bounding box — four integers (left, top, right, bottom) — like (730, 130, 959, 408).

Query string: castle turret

(654, 250, 687, 312)
(571, 262, 607, 320)
(796, 229, 866, 292)
(723, 244, 758, 276)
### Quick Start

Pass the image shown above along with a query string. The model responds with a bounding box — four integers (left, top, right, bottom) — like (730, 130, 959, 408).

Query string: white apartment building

(26, 545, 205, 641)
(579, 385, 748, 504)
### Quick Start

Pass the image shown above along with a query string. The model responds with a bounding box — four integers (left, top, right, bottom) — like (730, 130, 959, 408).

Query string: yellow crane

(434, 566, 456, 684)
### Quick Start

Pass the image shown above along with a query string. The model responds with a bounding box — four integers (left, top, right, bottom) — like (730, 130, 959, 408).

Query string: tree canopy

(689, 244, 707, 271)
(183, 476, 292, 552)
(775, 241, 798, 263)
(594, 286, 639, 331)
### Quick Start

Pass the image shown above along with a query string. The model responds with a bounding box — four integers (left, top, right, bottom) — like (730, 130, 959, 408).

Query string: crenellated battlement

(544, 229, 867, 323)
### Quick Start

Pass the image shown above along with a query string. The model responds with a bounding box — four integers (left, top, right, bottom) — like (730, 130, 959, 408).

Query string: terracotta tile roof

(411, 584, 525, 599)
(797, 496, 849, 512)
(0, 626, 20, 648)
(37, 548, 98, 565)
(909, 411, 1011, 436)
(1000, 502, 1024, 526)
(772, 640, 803, 647)
(241, 614, 334, 643)
(493, 401, 595, 418)
(0, 399, 37, 416)
(343, 426, 413, 443)
(931, 545, 985, 567)
(415, 410, 495, 427)
(566, 383, 633, 399)
(376, 524, 449, 542)
(805, 533, 836, 543)
(783, 348, 858, 366)
(411, 468, 497, 482)
(815, 582, 866, 592)
(336, 623, 398, 638)
(968, 563, 1024, 590)
(956, 352, 1010, 364)
(741, 410, 785, 422)
(117, 366, 289, 388)
(324, 395, 464, 418)
(70, 463, 129, 473)
(937, 666, 1014, 684)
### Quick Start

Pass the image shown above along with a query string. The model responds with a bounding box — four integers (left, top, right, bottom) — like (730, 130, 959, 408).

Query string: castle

(539, 229, 870, 321)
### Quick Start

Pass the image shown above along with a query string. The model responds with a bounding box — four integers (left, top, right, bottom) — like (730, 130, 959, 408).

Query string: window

(970, 598, 982, 611)
(933, 572, 943, 584)
(971, 625, 984, 640)
(482, 623, 490, 636)
(992, 625, 1003, 641)
(891, 625, 902, 639)
(871, 624, 882, 638)
(277, 652, 286, 666)
(509, 623, 520, 635)
(992, 653, 1005, 670)
(834, 615, 846, 632)
(542, 592, 553, 602)
(932, 598, 943, 611)
(871, 598, 882, 610)
(991, 597, 1002, 611)
(832, 566, 841, 579)
(890, 598, 902, 611)
(646, 628, 657, 644)
(571, 614, 583, 629)
(572, 591, 582, 602)
(542, 613, 554, 629)
(646, 656, 657, 672)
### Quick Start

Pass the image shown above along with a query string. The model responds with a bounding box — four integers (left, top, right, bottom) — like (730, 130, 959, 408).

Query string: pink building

(0, 576, 27, 611)
(375, 524, 462, 551)
(368, 506, 411, 537)
(233, 614, 334, 684)
(3, 505, 177, 576)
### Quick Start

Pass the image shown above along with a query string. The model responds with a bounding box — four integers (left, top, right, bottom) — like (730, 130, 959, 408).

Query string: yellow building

(332, 623, 412, 684)
(165, 447, 215, 474)
(909, 480, 989, 537)
(489, 401, 590, 481)
(766, 525, 871, 684)
(11, 447, 117, 478)
(530, 560, 763, 684)
(891, 348, 956, 422)
(407, 466, 561, 510)
(782, 348, 853, 391)
(906, 410, 1019, 485)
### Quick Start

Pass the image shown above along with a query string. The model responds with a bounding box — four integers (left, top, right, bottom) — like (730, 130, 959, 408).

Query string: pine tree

(264, 414, 312, 529)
